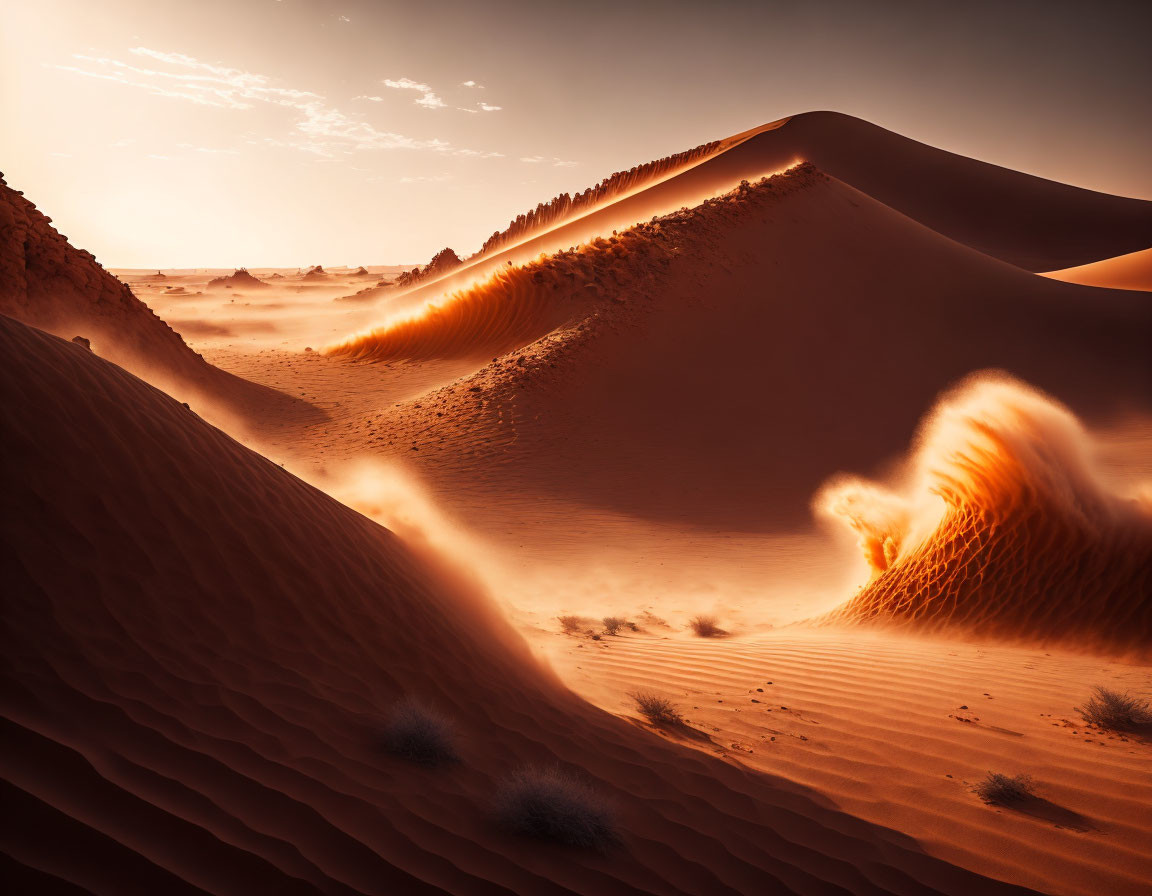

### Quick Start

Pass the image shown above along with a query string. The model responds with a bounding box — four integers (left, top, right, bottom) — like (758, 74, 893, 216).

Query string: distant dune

(1, 312, 1033, 895)
(206, 268, 270, 290)
(815, 377, 1152, 654)
(342, 164, 1151, 529)
(1042, 247, 1152, 292)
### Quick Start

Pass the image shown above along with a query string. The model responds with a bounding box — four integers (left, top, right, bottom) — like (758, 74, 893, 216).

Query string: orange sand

(3, 112, 1151, 894)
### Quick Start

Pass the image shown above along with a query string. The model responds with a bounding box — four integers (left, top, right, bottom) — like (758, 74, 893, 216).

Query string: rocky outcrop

(207, 268, 269, 290)
(391, 247, 462, 290)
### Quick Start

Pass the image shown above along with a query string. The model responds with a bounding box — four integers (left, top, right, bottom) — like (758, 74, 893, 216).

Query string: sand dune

(8, 102, 1149, 895)
(2, 313, 1041, 894)
(346, 112, 1152, 312)
(342, 165, 1150, 531)
(1042, 247, 1152, 292)
(815, 377, 1152, 654)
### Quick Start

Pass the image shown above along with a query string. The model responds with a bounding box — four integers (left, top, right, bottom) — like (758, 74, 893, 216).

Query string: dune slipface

(3, 314, 1042, 895)
(815, 377, 1152, 654)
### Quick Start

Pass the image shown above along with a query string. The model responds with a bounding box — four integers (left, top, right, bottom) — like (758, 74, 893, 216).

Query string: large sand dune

(334, 165, 1151, 531)
(347, 112, 1152, 313)
(2, 313, 1042, 894)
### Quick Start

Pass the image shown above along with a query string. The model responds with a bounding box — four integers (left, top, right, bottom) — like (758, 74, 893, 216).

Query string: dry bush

(495, 766, 618, 849)
(688, 615, 723, 637)
(602, 616, 626, 635)
(382, 697, 458, 766)
(1076, 686, 1152, 731)
(974, 773, 1035, 805)
(558, 615, 585, 635)
(629, 690, 684, 725)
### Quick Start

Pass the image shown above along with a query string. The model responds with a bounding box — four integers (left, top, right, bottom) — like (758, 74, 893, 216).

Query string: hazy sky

(3, 0, 1150, 267)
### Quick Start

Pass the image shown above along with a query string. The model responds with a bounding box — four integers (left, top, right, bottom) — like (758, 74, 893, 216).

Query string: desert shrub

(1076, 686, 1152, 731)
(688, 615, 723, 637)
(495, 766, 618, 849)
(602, 616, 626, 635)
(382, 697, 458, 766)
(974, 773, 1035, 805)
(629, 690, 683, 725)
(558, 615, 584, 635)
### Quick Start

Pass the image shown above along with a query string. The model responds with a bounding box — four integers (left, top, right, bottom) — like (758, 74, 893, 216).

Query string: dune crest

(474, 138, 725, 258)
(816, 376, 1152, 653)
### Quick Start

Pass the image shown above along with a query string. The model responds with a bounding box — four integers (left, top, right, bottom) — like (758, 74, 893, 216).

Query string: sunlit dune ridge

(327, 260, 593, 361)
(816, 375, 1152, 653)
(474, 138, 724, 258)
(328, 163, 819, 361)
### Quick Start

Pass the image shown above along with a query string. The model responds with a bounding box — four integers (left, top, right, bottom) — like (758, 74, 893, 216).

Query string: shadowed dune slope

(782, 112, 1152, 271)
(1, 314, 1037, 895)
(814, 378, 1152, 655)
(362, 166, 1151, 529)
(349, 112, 1152, 310)
(0, 175, 310, 421)
(1042, 247, 1152, 292)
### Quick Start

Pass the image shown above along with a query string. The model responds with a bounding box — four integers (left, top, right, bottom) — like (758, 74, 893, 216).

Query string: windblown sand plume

(815, 377, 1152, 653)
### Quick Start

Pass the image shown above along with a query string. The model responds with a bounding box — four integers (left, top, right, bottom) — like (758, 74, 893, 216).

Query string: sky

(3, 0, 1150, 268)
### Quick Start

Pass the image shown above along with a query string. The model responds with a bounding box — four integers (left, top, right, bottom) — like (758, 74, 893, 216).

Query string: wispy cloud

(398, 174, 454, 183)
(53, 49, 503, 158)
(383, 77, 445, 109)
(385, 76, 501, 113)
(520, 155, 578, 167)
(176, 143, 240, 155)
(55, 48, 321, 110)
